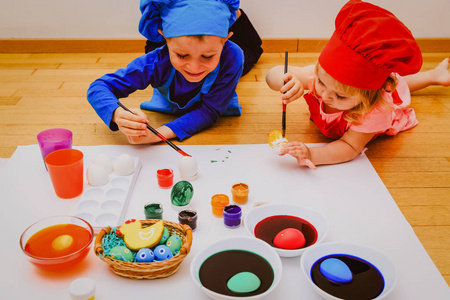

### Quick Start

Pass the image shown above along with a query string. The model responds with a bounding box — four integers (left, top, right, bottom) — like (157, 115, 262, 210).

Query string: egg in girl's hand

(86, 163, 109, 186)
(178, 156, 198, 181)
(113, 154, 135, 176)
(268, 130, 288, 155)
(93, 153, 113, 174)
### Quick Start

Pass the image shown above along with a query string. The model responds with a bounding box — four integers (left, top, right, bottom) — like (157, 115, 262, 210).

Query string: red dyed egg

(273, 228, 306, 249)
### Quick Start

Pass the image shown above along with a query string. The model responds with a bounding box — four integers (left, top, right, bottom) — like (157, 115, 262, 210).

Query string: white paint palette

(73, 156, 142, 233)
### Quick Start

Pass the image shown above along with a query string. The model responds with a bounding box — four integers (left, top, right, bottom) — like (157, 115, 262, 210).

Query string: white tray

(73, 156, 142, 233)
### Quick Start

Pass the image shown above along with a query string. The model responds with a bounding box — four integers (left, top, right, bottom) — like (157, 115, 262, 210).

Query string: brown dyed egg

(273, 228, 306, 249)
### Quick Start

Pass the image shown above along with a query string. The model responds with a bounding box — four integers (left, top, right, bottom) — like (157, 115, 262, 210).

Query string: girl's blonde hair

(315, 63, 397, 125)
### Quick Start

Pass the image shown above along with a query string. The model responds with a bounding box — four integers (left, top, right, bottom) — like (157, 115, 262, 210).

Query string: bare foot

(433, 58, 450, 86)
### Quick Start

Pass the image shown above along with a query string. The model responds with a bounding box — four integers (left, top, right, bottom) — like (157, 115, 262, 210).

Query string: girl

(87, 0, 244, 144)
(266, 0, 450, 169)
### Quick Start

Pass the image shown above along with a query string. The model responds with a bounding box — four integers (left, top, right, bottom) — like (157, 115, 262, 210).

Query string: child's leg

(405, 58, 450, 92)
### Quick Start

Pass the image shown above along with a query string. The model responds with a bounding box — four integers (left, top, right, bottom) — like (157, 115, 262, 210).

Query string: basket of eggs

(94, 219, 192, 279)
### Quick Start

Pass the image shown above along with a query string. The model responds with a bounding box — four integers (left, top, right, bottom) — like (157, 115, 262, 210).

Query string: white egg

(113, 154, 135, 176)
(178, 156, 198, 181)
(93, 153, 113, 174)
(86, 163, 109, 186)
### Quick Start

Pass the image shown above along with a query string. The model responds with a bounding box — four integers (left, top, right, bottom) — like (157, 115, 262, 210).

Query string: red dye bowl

(20, 216, 93, 272)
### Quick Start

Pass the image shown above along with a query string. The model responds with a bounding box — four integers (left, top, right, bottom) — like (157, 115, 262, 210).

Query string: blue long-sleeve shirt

(87, 41, 243, 140)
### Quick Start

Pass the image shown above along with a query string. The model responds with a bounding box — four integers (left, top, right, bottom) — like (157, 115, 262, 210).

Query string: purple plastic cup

(37, 128, 73, 169)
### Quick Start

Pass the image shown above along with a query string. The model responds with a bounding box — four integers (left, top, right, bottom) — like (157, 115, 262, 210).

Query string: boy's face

(165, 34, 231, 82)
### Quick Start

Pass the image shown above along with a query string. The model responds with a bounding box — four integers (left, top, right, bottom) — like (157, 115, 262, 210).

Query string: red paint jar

(156, 168, 174, 188)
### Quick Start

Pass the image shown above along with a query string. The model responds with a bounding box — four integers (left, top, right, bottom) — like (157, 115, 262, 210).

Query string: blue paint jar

(223, 205, 242, 228)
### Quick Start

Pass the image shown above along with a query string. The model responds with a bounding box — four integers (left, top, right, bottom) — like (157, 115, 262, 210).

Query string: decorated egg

(136, 248, 155, 263)
(158, 227, 170, 245)
(93, 153, 113, 174)
(227, 272, 261, 293)
(273, 228, 306, 249)
(113, 153, 135, 176)
(166, 234, 182, 255)
(154, 245, 173, 261)
(320, 258, 353, 283)
(171, 181, 194, 208)
(109, 246, 133, 262)
(178, 156, 198, 180)
(86, 163, 109, 186)
(268, 130, 288, 155)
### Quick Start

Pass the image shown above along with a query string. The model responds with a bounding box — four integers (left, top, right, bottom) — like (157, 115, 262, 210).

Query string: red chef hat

(318, 0, 423, 90)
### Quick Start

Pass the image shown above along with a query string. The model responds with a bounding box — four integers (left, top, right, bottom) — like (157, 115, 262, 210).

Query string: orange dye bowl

(20, 215, 94, 272)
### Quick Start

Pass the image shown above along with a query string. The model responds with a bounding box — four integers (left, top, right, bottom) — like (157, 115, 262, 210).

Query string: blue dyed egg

(109, 246, 133, 262)
(166, 234, 182, 255)
(158, 227, 170, 244)
(154, 245, 173, 261)
(136, 248, 155, 262)
(320, 258, 353, 283)
(227, 272, 261, 293)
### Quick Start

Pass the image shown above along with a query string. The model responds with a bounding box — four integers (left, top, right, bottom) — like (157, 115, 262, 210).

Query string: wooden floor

(0, 52, 449, 286)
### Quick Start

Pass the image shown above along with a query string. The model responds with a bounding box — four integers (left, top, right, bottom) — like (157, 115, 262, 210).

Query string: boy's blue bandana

(140, 0, 239, 42)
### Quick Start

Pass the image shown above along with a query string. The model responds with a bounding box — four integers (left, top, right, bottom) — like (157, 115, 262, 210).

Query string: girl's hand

(280, 72, 304, 104)
(280, 142, 317, 170)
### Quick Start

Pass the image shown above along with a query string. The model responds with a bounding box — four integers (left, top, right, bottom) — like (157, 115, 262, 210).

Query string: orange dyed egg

(273, 228, 306, 249)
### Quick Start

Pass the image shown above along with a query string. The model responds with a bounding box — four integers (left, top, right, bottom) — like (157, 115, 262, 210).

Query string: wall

(1, 0, 449, 39)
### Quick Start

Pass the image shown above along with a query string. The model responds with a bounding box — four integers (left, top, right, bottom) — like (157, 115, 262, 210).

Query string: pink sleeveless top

(304, 74, 418, 139)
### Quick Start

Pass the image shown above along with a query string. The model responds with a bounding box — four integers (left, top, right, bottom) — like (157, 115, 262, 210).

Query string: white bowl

(244, 203, 329, 257)
(300, 242, 397, 300)
(190, 236, 282, 300)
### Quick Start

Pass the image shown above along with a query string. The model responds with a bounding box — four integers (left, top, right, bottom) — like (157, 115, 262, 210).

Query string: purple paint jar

(223, 205, 242, 229)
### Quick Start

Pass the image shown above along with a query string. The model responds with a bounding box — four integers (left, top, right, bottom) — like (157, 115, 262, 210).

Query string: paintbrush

(282, 51, 288, 137)
(116, 102, 191, 157)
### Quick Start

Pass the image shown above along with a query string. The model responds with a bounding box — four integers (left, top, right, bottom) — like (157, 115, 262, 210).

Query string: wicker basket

(94, 219, 193, 279)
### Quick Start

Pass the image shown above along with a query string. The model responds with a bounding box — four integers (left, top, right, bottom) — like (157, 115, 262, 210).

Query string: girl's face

(315, 65, 362, 111)
(165, 34, 231, 82)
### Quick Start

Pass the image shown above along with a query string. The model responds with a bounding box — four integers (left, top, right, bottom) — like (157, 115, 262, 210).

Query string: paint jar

(178, 209, 198, 230)
(69, 277, 95, 300)
(156, 168, 174, 188)
(223, 205, 242, 229)
(144, 203, 163, 220)
(211, 194, 229, 217)
(231, 183, 249, 204)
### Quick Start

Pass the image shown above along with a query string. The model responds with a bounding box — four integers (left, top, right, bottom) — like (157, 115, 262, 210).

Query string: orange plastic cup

(211, 194, 230, 217)
(231, 183, 249, 204)
(45, 149, 84, 199)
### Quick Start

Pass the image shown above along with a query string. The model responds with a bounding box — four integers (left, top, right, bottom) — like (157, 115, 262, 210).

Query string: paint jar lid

(211, 194, 230, 207)
(69, 277, 95, 300)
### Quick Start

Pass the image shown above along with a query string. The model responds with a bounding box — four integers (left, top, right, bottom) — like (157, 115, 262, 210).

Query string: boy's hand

(280, 72, 304, 104)
(280, 142, 317, 170)
(113, 107, 161, 144)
